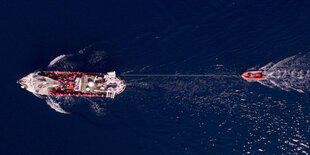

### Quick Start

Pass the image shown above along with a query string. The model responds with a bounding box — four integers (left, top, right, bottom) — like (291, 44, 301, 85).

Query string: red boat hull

(241, 70, 265, 80)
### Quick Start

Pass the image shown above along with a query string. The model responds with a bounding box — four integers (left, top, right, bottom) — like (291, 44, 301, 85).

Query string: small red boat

(241, 70, 265, 80)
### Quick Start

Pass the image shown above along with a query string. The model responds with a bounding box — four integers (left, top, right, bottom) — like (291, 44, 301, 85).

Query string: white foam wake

(258, 53, 310, 93)
(45, 96, 69, 114)
(48, 54, 67, 67)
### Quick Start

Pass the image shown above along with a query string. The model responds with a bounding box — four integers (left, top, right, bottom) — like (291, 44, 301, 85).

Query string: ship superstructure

(18, 71, 126, 98)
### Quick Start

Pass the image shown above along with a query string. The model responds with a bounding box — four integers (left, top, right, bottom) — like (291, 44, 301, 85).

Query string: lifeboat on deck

(241, 70, 265, 80)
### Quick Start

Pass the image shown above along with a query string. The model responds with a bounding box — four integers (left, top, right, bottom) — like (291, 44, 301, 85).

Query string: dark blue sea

(1, 0, 310, 154)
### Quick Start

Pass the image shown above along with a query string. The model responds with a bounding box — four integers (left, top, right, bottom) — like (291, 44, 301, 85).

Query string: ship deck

(81, 74, 107, 94)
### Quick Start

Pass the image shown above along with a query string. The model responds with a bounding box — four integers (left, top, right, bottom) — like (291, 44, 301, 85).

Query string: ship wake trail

(258, 52, 310, 93)
(46, 96, 69, 114)
(48, 54, 67, 67)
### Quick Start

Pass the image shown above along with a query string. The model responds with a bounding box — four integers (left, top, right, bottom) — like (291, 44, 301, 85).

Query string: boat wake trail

(48, 54, 67, 67)
(46, 96, 70, 114)
(258, 52, 310, 93)
(124, 65, 310, 154)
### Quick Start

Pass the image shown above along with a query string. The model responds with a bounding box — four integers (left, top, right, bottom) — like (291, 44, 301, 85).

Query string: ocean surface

(1, 0, 310, 154)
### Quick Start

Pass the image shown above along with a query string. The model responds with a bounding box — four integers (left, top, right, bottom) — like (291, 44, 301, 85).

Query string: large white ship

(18, 71, 126, 99)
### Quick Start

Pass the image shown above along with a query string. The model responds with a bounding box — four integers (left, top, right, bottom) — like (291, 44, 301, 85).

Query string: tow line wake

(121, 74, 240, 78)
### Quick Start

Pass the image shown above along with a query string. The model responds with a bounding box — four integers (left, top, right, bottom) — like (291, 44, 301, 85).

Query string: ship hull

(18, 71, 126, 98)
